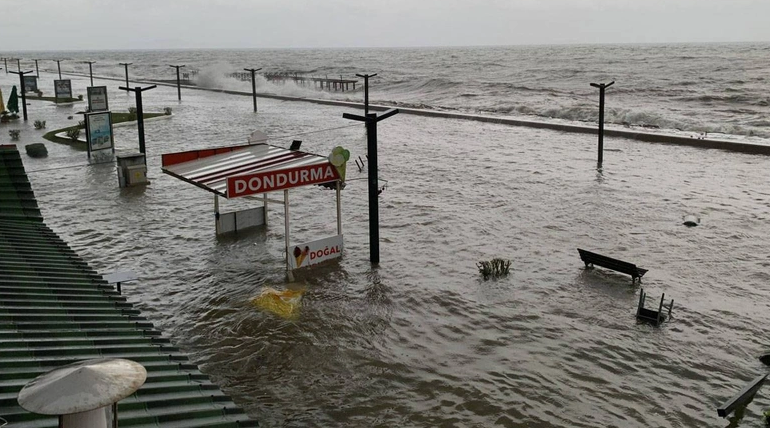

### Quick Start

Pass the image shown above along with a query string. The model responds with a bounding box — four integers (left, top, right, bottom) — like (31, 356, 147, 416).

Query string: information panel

(87, 86, 108, 111)
(85, 111, 114, 157)
(54, 79, 72, 100)
(23, 76, 38, 93)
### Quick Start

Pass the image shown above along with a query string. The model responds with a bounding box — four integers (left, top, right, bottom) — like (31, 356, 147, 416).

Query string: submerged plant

(163, 107, 172, 115)
(9, 129, 20, 140)
(477, 258, 512, 280)
(33, 120, 46, 130)
(66, 127, 81, 142)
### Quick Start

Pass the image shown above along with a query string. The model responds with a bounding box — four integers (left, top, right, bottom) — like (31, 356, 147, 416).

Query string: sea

(2, 43, 770, 427)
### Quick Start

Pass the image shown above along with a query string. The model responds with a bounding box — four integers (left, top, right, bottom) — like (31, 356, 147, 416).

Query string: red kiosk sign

(227, 163, 339, 198)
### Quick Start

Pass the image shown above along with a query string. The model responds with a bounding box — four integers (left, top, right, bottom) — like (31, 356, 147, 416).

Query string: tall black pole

(16, 59, 20, 72)
(84, 61, 95, 86)
(343, 107, 399, 264)
(590, 81, 614, 166)
(10, 70, 33, 121)
(136, 89, 145, 154)
(367, 114, 379, 262)
(119, 85, 156, 160)
(355, 73, 377, 115)
(244, 67, 262, 112)
(2, 58, 7, 74)
(33, 59, 40, 77)
(169, 64, 185, 101)
(54, 60, 62, 79)
(120, 63, 132, 92)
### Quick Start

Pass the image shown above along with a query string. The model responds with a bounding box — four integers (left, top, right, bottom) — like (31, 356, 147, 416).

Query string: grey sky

(4, 0, 770, 50)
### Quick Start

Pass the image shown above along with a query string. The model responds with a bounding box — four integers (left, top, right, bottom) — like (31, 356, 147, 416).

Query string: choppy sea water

(1, 45, 770, 427)
(7, 43, 770, 142)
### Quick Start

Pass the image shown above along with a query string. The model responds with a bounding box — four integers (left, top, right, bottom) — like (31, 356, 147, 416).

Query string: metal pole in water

(84, 61, 95, 87)
(54, 60, 62, 80)
(343, 107, 399, 264)
(355, 73, 377, 115)
(244, 68, 262, 112)
(590, 81, 614, 166)
(119, 63, 132, 92)
(119, 85, 156, 159)
(169, 65, 185, 101)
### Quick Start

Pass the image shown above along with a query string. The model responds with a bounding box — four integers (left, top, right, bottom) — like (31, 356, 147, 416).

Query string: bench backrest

(578, 248, 640, 274)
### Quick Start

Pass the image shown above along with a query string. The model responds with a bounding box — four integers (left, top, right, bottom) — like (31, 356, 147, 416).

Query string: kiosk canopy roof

(162, 144, 340, 198)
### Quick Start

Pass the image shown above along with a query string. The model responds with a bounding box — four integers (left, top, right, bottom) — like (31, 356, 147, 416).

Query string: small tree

(6, 86, 19, 115)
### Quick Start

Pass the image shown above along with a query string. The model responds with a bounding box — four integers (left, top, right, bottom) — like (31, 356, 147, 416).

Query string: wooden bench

(577, 248, 648, 282)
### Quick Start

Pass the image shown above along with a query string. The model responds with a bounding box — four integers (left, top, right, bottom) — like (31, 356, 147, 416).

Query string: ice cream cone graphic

(293, 246, 310, 267)
(329, 146, 350, 182)
(293, 246, 303, 267)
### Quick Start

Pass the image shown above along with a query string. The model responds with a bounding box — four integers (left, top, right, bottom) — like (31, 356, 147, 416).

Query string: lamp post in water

(243, 67, 262, 112)
(590, 80, 614, 166)
(356, 73, 377, 115)
(119, 85, 156, 158)
(1, 58, 7, 74)
(169, 64, 185, 101)
(32, 59, 41, 77)
(119, 63, 132, 92)
(83, 61, 96, 87)
(343, 106, 399, 264)
(53, 59, 63, 79)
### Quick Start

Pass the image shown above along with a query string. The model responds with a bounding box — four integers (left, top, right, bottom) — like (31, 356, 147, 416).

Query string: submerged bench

(636, 288, 673, 326)
(577, 248, 648, 282)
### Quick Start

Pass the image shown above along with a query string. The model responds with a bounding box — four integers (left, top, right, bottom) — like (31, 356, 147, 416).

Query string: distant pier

(228, 71, 359, 92)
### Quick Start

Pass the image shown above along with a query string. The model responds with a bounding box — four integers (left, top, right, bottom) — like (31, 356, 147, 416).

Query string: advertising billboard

(85, 111, 114, 157)
(87, 86, 108, 111)
(54, 79, 72, 100)
(23, 76, 38, 93)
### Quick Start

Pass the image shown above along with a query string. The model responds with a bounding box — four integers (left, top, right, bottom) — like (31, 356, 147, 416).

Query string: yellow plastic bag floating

(251, 287, 304, 319)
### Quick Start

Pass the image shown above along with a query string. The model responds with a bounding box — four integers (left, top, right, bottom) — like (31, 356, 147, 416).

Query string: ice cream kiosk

(161, 142, 348, 275)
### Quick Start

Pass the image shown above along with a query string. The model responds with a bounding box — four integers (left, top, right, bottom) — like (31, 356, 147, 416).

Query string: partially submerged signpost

(161, 143, 346, 278)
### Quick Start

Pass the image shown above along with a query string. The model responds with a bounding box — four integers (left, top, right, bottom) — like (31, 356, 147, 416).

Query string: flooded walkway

(0, 146, 258, 427)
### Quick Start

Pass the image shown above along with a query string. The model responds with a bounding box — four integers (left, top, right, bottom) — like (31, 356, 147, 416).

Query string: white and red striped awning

(161, 144, 340, 198)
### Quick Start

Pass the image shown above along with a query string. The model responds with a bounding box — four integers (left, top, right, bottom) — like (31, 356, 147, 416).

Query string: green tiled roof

(0, 145, 258, 427)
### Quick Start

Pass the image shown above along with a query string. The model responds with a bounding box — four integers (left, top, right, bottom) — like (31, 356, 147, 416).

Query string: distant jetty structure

(228, 71, 359, 91)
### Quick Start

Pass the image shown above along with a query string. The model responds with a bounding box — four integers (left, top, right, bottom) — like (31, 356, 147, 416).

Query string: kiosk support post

(284, 189, 294, 281)
(336, 181, 342, 235)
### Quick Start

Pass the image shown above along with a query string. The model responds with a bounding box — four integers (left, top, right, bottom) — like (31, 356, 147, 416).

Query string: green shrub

(9, 129, 20, 140)
(34, 120, 46, 130)
(25, 143, 48, 158)
(477, 258, 512, 280)
(66, 127, 81, 141)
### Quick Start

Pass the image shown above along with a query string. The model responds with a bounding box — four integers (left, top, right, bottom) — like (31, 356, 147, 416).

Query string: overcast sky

(4, 0, 770, 50)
